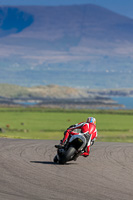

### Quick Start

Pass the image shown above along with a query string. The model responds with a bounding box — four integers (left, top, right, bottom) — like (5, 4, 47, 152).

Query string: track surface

(0, 138, 133, 200)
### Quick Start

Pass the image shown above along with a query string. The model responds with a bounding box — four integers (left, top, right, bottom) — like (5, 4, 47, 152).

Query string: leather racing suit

(61, 122, 98, 157)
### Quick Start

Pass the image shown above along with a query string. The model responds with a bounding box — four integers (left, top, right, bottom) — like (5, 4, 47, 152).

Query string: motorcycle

(53, 132, 90, 164)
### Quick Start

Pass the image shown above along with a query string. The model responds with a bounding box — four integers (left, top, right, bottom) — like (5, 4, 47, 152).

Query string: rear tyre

(59, 146, 76, 164)
(53, 155, 58, 163)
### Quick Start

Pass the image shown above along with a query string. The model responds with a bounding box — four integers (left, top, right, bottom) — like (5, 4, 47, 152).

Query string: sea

(17, 97, 133, 110)
(112, 97, 133, 109)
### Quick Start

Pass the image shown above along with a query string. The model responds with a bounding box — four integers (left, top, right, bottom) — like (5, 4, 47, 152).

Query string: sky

(0, 0, 133, 19)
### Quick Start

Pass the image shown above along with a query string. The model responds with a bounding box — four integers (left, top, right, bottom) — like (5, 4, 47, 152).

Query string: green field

(0, 107, 133, 143)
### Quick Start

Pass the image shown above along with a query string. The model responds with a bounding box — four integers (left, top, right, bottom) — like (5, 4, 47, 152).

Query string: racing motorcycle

(53, 132, 90, 164)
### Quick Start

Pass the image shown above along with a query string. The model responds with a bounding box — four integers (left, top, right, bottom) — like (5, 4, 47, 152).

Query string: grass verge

(0, 107, 133, 143)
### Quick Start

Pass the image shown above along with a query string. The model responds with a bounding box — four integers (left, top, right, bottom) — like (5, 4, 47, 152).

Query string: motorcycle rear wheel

(59, 146, 76, 164)
(53, 155, 58, 163)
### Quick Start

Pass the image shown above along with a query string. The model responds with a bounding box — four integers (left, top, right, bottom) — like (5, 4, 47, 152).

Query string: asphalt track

(0, 138, 133, 200)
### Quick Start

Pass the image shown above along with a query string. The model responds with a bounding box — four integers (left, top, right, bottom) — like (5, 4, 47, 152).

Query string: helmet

(86, 117, 96, 125)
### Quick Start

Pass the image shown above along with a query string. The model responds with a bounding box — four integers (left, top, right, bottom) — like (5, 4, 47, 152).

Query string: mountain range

(0, 4, 133, 88)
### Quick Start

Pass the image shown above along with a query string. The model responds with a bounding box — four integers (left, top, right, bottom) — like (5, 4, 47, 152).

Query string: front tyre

(59, 146, 76, 164)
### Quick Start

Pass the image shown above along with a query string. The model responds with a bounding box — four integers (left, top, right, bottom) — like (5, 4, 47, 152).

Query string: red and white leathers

(61, 122, 98, 157)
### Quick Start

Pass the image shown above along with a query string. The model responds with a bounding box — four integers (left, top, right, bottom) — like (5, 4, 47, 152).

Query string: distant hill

(0, 5, 133, 88)
(0, 84, 89, 98)
(0, 84, 129, 108)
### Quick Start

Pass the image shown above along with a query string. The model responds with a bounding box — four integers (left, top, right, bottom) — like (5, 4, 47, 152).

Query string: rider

(60, 117, 97, 157)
